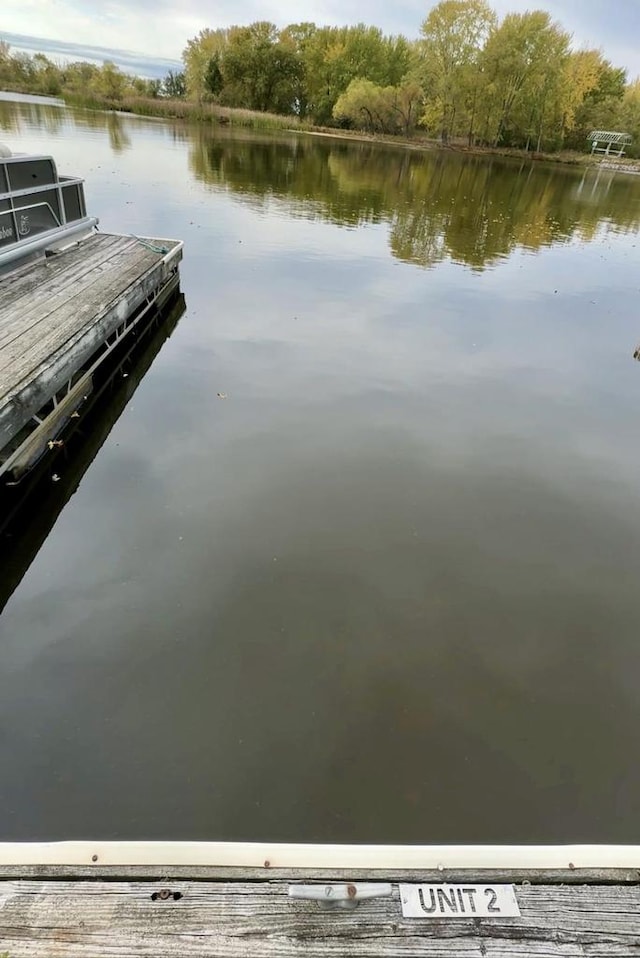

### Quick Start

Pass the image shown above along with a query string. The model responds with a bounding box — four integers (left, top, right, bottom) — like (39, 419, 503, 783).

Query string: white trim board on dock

(0, 230, 182, 479)
(0, 844, 638, 958)
(0, 840, 639, 871)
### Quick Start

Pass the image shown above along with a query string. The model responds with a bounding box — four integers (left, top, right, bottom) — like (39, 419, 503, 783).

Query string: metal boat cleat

(288, 882, 393, 909)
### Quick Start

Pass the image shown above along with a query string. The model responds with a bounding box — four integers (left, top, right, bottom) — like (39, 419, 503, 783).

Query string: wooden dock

(0, 842, 638, 956)
(0, 231, 182, 481)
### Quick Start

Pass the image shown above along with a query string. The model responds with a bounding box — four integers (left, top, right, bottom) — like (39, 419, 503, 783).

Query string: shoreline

(294, 127, 640, 171)
(3, 88, 639, 172)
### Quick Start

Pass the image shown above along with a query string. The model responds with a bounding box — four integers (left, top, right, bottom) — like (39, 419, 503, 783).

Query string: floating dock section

(0, 231, 182, 481)
(0, 841, 638, 956)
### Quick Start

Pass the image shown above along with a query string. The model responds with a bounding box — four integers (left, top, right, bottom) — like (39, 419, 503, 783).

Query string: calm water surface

(2, 101, 640, 842)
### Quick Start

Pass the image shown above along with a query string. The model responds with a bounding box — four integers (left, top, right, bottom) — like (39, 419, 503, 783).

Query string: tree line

(0, 40, 186, 102)
(181, 4, 640, 153)
(2, 2, 640, 155)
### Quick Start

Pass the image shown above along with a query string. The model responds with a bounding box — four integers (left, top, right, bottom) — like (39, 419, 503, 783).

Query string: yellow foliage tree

(182, 28, 229, 102)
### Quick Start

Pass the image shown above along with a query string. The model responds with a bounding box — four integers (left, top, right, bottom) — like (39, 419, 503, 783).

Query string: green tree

(205, 55, 223, 97)
(333, 78, 423, 134)
(131, 75, 160, 98)
(182, 28, 228, 102)
(565, 60, 626, 150)
(510, 23, 571, 151)
(419, 0, 496, 143)
(390, 79, 425, 134)
(60, 60, 100, 95)
(333, 78, 390, 131)
(479, 10, 568, 147)
(162, 70, 186, 98)
(616, 80, 640, 156)
(222, 22, 302, 113)
(303, 24, 413, 125)
(385, 35, 416, 86)
(92, 61, 129, 101)
(0, 41, 13, 89)
(279, 22, 317, 115)
(555, 50, 605, 146)
(30, 53, 63, 95)
(4, 52, 37, 90)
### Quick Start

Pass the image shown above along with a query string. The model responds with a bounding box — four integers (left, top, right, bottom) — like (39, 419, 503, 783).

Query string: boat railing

(0, 175, 85, 199)
(0, 155, 96, 269)
(1, 176, 87, 227)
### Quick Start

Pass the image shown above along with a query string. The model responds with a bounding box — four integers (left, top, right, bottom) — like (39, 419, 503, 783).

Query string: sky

(2, 0, 640, 79)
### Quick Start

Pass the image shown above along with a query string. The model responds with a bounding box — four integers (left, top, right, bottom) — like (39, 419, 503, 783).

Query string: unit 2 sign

(400, 884, 521, 919)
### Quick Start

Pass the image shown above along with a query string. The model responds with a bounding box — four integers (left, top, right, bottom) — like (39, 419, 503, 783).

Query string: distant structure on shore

(588, 130, 633, 158)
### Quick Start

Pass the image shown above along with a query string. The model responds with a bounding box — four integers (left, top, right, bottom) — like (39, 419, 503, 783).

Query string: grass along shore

(43, 92, 640, 171)
(62, 92, 314, 132)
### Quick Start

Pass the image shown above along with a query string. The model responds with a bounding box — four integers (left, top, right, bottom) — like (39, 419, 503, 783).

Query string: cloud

(2, 0, 639, 75)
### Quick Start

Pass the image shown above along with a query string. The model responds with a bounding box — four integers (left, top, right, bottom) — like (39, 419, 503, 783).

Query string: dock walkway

(0, 231, 182, 480)
(0, 843, 638, 956)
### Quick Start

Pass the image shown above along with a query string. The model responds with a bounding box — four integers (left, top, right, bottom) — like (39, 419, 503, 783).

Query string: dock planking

(0, 230, 182, 478)
(0, 873, 638, 956)
(0, 844, 638, 957)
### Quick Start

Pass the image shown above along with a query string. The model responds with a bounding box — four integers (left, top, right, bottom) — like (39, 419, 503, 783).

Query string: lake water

(2, 100, 640, 843)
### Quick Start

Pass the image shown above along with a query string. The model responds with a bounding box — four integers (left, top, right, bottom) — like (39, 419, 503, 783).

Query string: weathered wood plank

(0, 242, 156, 378)
(0, 235, 138, 351)
(0, 879, 638, 957)
(7, 252, 172, 391)
(0, 863, 638, 884)
(0, 233, 120, 308)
